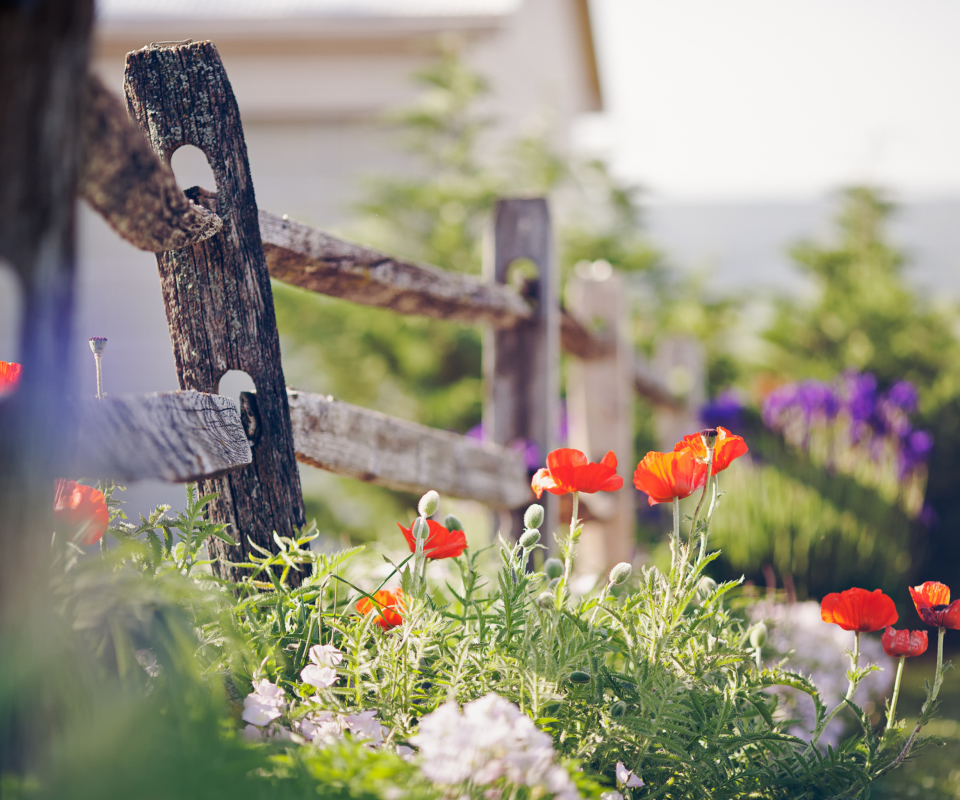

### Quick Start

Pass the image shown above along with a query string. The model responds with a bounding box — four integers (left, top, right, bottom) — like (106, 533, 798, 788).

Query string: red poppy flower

(531, 448, 623, 499)
(53, 479, 109, 545)
(356, 588, 404, 630)
(632, 449, 708, 507)
(398, 519, 467, 560)
(0, 361, 22, 395)
(674, 426, 749, 475)
(820, 587, 898, 632)
(909, 581, 960, 629)
(881, 626, 928, 658)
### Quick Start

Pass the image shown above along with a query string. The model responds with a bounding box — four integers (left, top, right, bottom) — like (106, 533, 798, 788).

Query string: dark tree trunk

(123, 42, 306, 585)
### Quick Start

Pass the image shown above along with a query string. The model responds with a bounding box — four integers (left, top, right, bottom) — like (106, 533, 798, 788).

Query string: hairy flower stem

(882, 627, 947, 774)
(562, 492, 580, 593)
(690, 447, 715, 535)
(883, 656, 906, 739)
(816, 631, 861, 744)
(412, 518, 427, 599)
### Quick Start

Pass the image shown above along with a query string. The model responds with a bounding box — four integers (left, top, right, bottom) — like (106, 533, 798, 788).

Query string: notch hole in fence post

(217, 369, 259, 443)
(504, 257, 540, 304)
(0, 259, 22, 364)
(170, 144, 219, 201)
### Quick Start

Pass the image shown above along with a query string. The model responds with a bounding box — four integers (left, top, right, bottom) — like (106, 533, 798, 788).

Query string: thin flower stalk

(883, 656, 906, 739)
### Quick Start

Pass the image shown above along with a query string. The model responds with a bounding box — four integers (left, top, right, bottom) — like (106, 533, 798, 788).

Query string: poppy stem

(671, 497, 680, 574)
(562, 492, 580, 591)
(691, 448, 715, 535)
(882, 627, 947, 774)
(883, 656, 906, 739)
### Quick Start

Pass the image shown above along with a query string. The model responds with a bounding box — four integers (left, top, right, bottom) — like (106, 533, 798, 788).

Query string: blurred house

(92, 0, 602, 230)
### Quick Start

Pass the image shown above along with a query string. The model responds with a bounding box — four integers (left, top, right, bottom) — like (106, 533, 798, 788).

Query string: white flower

(242, 724, 263, 741)
(135, 649, 162, 678)
(396, 744, 416, 761)
(241, 679, 286, 726)
(251, 679, 286, 707)
(242, 699, 282, 726)
(300, 711, 344, 745)
(411, 693, 580, 799)
(308, 644, 344, 668)
(616, 762, 644, 788)
(345, 709, 386, 745)
(601, 792, 624, 800)
(301, 664, 339, 688)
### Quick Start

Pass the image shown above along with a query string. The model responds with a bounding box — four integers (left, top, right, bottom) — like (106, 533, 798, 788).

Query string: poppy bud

(536, 592, 554, 609)
(548, 577, 561, 590)
(611, 701, 627, 718)
(749, 622, 768, 649)
(418, 490, 440, 518)
(88, 336, 108, 356)
(519, 528, 541, 548)
(700, 428, 718, 450)
(569, 671, 591, 684)
(697, 576, 718, 597)
(609, 562, 632, 585)
(443, 513, 464, 532)
(523, 504, 545, 530)
(411, 517, 428, 542)
(544, 558, 564, 579)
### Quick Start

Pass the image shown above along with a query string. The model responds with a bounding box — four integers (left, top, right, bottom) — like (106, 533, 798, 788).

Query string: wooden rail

(80, 73, 222, 252)
(260, 210, 533, 328)
(287, 390, 530, 509)
(67, 391, 251, 482)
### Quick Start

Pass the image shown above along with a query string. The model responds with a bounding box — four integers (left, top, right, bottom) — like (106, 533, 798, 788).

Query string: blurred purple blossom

(761, 371, 932, 482)
(700, 390, 745, 431)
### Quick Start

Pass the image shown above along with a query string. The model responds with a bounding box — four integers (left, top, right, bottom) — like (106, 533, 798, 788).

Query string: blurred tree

(712, 186, 960, 597)
(274, 48, 667, 543)
(763, 186, 960, 399)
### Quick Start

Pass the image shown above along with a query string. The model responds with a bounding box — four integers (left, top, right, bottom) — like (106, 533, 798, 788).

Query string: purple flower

(700, 390, 745, 431)
(886, 381, 919, 414)
(907, 429, 933, 457)
(509, 438, 542, 472)
(841, 371, 877, 424)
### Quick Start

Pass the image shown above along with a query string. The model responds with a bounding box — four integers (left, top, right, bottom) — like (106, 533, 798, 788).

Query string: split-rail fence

(0, 34, 704, 589)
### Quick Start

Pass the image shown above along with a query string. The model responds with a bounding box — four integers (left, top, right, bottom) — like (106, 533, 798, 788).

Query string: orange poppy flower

(356, 588, 404, 630)
(632, 449, 708, 507)
(0, 361, 22, 395)
(398, 519, 467, 560)
(531, 448, 623, 499)
(909, 581, 960, 629)
(53, 479, 109, 545)
(820, 587, 898, 632)
(881, 626, 928, 658)
(674, 426, 748, 475)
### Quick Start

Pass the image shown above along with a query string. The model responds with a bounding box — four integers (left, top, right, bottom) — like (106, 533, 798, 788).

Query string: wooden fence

(1, 35, 704, 587)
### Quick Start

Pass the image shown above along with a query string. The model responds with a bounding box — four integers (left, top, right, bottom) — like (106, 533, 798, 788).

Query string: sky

(578, 0, 960, 202)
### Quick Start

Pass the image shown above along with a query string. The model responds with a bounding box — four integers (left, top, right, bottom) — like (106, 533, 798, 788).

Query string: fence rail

(287, 390, 529, 509)
(67, 391, 251, 482)
(2, 37, 704, 584)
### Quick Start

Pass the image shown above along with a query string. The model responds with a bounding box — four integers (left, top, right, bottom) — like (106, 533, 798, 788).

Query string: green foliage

(7, 477, 950, 799)
(753, 186, 960, 589)
(763, 186, 960, 399)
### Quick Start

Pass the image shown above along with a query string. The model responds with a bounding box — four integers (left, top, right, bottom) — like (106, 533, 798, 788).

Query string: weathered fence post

(566, 270, 635, 572)
(124, 42, 306, 584)
(483, 198, 560, 539)
(653, 335, 706, 448)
